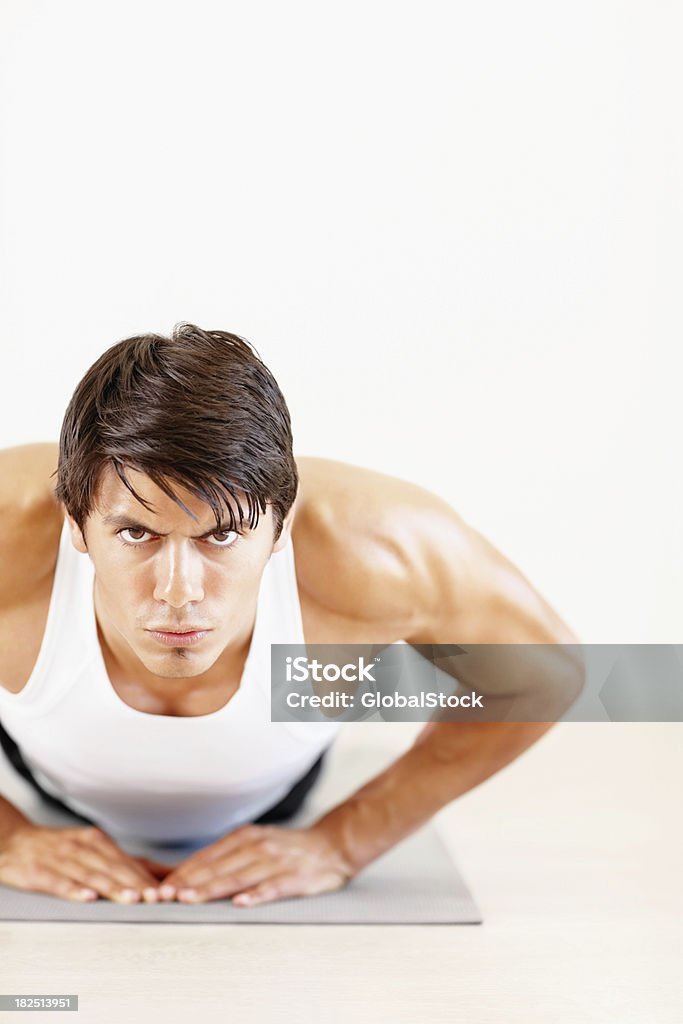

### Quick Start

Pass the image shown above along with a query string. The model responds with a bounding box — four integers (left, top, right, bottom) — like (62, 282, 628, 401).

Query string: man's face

(67, 465, 293, 679)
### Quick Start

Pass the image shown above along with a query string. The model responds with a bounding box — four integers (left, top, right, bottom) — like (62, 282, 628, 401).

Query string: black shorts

(0, 718, 326, 829)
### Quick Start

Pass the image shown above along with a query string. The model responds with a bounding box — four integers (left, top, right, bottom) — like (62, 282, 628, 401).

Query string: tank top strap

(0, 518, 96, 716)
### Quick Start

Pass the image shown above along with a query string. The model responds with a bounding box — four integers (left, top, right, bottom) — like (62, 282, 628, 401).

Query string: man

(0, 324, 584, 908)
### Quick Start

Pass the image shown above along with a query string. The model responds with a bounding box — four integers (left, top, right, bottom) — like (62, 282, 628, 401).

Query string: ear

(272, 493, 298, 554)
(66, 513, 89, 554)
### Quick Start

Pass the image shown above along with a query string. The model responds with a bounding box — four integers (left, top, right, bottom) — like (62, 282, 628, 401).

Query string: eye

(118, 527, 151, 544)
(206, 530, 239, 547)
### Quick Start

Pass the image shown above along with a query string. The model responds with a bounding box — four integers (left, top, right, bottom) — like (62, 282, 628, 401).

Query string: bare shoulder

(0, 443, 64, 605)
(292, 456, 578, 645)
(292, 456, 471, 636)
(0, 443, 61, 507)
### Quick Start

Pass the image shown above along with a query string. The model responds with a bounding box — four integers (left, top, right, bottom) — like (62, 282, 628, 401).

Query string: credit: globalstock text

(285, 691, 485, 709)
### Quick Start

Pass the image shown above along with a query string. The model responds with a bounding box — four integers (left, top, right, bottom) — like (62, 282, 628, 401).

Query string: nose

(152, 540, 205, 608)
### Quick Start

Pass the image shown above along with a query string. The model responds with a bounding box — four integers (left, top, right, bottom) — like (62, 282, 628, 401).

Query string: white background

(1, 11, 682, 1021)
(1, 1, 680, 643)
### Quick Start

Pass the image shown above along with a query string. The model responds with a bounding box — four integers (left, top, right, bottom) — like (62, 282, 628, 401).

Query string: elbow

(522, 641, 586, 722)
(552, 643, 587, 716)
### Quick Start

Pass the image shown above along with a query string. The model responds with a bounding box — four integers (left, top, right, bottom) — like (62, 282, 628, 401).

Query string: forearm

(312, 719, 553, 874)
(0, 795, 33, 847)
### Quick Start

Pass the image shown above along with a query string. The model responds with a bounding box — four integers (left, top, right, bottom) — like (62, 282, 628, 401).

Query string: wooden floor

(1, 722, 681, 1024)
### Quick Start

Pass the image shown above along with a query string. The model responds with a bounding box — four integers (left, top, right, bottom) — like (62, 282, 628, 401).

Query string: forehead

(92, 464, 254, 527)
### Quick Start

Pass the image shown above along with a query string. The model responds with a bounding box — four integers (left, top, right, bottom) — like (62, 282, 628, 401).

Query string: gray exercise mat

(0, 823, 481, 924)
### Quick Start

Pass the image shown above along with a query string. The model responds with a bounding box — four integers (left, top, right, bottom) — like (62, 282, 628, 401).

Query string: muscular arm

(309, 484, 586, 874)
(0, 443, 62, 605)
(0, 444, 61, 837)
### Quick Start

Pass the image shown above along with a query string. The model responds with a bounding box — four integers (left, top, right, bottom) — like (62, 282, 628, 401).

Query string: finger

(56, 857, 145, 903)
(78, 855, 158, 899)
(156, 828, 273, 900)
(81, 827, 155, 871)
(235, 865, 351, 906)
(232, 871, 304, 907)
(1, 862, 98, 903)
(152, 845, 220, 890)
(178, 860, 276, 903)
(75, 831, 162, 889)
(164, 847, 264, 896)
(64, 842, 151, 893)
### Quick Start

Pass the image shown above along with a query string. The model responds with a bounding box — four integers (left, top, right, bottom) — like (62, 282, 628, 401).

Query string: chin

(152, 646, 216, 673)
(148, 657, 211, 679)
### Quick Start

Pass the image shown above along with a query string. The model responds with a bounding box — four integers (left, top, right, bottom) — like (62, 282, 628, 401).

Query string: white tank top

(0, 519, 342, 843)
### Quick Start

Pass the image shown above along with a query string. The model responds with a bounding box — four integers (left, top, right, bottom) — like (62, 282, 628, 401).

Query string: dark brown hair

(53, 324, 298, 541)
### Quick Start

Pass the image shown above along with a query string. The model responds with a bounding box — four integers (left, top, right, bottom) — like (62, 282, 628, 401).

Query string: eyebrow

(101, 513, 242, 540)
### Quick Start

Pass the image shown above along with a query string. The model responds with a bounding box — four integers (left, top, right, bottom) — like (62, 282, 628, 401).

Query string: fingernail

(143, 887, 158, 902)
(177, 888, 198, 902)
(116, 889, 140, 903)
(159, 884, 176, 900)
(77, 888, 97, 901)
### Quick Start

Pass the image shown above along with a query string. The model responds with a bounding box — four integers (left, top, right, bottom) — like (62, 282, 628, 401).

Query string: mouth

(146, 629, 212, 647)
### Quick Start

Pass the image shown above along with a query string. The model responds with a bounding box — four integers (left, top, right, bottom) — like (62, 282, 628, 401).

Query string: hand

(0, 823, 172, 904)
(156, 823, 355, 907)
